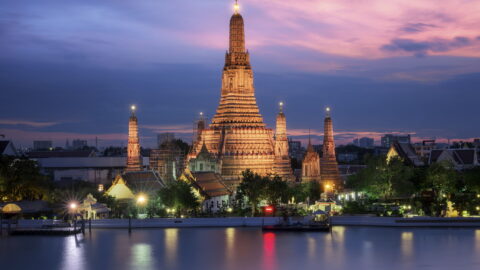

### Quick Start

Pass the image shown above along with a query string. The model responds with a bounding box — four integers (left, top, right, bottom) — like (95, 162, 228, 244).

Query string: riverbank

(331, 216, 480, 227)
(4, 216, 480, 230)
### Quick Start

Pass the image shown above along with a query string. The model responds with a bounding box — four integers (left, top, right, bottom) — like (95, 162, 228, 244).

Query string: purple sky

(1, 0, 480, 148)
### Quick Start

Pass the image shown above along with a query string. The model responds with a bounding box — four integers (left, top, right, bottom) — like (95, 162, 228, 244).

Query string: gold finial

(326, 106, 331, 117)
(279, 101, 284, 113)
(234, 0, 240, 14)
(131, 105, 136, 114)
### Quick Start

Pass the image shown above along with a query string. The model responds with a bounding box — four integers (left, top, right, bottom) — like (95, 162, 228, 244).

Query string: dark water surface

(1, 227, 480, 270)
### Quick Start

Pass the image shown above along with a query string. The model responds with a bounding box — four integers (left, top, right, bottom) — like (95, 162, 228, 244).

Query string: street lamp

(136, 194, 147, 206)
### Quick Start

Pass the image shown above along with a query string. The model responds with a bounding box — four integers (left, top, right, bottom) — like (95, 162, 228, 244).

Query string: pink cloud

(141, 124, 193, 134)
(0, 119, 60, 128)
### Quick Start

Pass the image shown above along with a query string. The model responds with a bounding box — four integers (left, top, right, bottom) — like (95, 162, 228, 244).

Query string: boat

(262, 210, 331, 232)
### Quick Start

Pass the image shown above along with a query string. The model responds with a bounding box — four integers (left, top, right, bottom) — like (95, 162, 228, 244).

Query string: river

(1, 227, 479, 270)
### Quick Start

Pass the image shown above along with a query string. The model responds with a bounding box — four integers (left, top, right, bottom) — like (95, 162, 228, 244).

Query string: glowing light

(326, 107, 331, 112)
(131, 105, 136, 111)
(227, 207, 233, 213)
(69, 203, 77, 210)
(325, 184, 332, 190)
(98, 184, 104, 192)
(265, 206, 274, 213)
(234, 0, 240, 13)
(136, 194, 147, 205)
(200, 112, 203, 116)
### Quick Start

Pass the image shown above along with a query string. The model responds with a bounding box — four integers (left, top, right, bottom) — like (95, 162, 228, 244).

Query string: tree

(158, 181, 199, 216)
(264, 176, 289, 206)
(0, 156, 52, 202)
(236, 170, 268, 216)
(347, 156, 414, 200)
(421, 161, 457, 216)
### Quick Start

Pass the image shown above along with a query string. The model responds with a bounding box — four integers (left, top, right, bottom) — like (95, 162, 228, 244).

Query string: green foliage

(0, 156, 53, 202)
(264, 176, 290, 206)
(347, 156, 414, 200)
(158, 180, 199, 216)
(423, 161, 457, 199)
(236, 170, 269, 216)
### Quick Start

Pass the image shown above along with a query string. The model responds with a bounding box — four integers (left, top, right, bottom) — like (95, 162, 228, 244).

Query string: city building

(33, 140, 52, 151)
(381, 134, 411, 148)
(34, 156, 149, 184)
(353, 137, 374, 148)
(71, 139, 88, 149)
(288, 139, 304, 162)
(320, 108, 342, 190)
(126, 105, 143, 172)
(413, 139, 436, 159)
(187, 4, 291, 188)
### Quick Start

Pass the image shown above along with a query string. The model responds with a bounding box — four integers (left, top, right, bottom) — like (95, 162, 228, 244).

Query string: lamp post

(69, 202, 78, 231)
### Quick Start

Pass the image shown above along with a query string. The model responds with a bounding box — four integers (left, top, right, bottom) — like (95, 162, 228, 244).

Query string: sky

(1, 0, 479, 148)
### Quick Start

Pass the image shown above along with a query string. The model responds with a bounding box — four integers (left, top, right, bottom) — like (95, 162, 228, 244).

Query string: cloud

(0, 119, 60, 128)
(381, 36, 477, 57)
(141, 124, 193, 134)
(400, 23, 437, 33)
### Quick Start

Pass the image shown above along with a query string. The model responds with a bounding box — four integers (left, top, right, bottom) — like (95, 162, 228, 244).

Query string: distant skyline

(1, 0, 479, 148)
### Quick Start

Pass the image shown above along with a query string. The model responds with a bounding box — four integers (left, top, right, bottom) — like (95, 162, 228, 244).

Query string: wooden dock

(9, 227, 82, 236)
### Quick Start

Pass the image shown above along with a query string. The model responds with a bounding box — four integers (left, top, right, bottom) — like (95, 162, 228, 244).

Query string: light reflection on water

(130, 244, 154, 270)
(60, 235, 85, 270)
(2, 227, 480, 270)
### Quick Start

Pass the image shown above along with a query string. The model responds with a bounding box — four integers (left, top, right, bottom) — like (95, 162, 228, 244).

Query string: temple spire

(126, 104, 142, 172)
(234, 0, 239, 14)
(279, 101, 284, 113)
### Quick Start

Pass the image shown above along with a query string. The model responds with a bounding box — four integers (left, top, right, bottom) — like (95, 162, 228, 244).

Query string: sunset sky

(1, 0, 479, 148)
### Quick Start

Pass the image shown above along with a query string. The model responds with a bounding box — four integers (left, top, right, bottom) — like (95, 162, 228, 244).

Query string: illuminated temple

(320, 108, 342, 189)
(188, 2, 293, 187)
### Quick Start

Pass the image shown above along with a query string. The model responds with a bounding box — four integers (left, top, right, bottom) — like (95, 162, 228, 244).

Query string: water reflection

(60, 235, 85, 270)
(130, 243, 154, 270)
(401, 231, 414, 259)
(225, 228, 235, 260)
(165, 228, 178, 268)
(262, 232, 277, 270)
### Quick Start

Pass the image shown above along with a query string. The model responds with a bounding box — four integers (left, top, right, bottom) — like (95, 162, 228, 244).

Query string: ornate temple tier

(320, 108, 341, 188)
(189, 6, 279, 187)
(126, 106, 142, 172)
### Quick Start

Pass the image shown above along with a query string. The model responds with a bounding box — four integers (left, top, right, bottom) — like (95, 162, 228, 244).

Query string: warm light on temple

(234, 0, 240, 13)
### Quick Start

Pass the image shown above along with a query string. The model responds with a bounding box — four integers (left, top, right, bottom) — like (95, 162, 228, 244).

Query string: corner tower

(320, 107, 341, 189)
(189, 1, 275, 188)
(274, 102, 293, 180)
(126, 105, 142, 172)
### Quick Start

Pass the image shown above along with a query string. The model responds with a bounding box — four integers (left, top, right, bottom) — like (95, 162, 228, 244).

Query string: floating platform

(9, 227, 82, 236)
(262, 224, 331, 232)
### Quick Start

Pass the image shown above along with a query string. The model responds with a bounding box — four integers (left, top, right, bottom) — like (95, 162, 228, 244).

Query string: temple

(188, 2, 292, 187)
(126, 105, 142, 172)
(320, 107, 341, 189)
(302, 135, 321, 182)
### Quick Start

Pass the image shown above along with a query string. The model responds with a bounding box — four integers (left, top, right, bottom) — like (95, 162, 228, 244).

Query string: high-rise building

(126, 105, 142, 172)
(320, 107, 341, 189)
(381, 134, 411, 148)
(273, 102, 293, 180)
(188, 2, 287, 188)
(72, 139, 88, 149)
(353, 137, 374, 148)
(33, 140, 52, 151)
